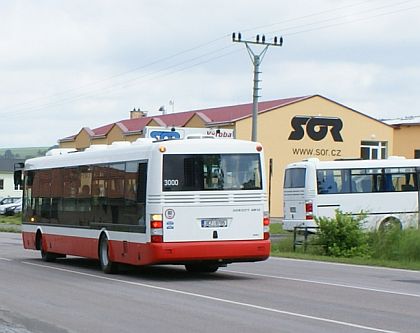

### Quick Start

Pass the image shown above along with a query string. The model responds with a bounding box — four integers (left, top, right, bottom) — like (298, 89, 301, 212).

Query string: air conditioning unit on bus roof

(46, 148, 78, 156)
(185, 134, 215, 139)
(387, 156, 406, 160)
(303, 158, 320, 163)
(109, 141, 131, 148)
(133, 138, 156, 145)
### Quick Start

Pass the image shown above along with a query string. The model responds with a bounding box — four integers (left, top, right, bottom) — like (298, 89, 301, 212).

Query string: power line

(268, 0, 420, 37)
(1, 0, 418, 118)
(4, 47, 241, 120)
(0, 34, 231, 113)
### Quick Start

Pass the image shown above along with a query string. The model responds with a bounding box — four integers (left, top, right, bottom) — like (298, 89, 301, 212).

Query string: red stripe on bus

(22, 231, 270, 266)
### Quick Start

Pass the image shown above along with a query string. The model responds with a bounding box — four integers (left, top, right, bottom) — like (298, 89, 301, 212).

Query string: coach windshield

(163, 153, 262, 191)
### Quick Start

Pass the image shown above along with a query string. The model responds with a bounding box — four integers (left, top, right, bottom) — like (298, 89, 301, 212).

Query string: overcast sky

(1, 0, 419, 148)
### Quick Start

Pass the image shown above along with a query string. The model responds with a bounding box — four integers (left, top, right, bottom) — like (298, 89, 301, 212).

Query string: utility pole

(233, 32, 283, 142)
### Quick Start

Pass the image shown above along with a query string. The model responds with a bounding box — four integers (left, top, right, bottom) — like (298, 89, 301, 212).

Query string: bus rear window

(284, 168, 306, 188)
(163, 154, 262, 191)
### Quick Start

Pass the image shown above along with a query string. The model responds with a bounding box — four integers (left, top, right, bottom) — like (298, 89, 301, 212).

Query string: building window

(415, 150, 420, 159)
(0, 179, 3, 190)
(360, 141, 387, 160)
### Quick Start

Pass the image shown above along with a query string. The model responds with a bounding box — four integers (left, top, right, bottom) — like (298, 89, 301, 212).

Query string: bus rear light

(256, 144, 263, 152)
(151, 214, 163, 221)
(263, 217, 270, 226)
(305, 201, 314, 220)
(151, 214, 163, 243)
(151, 220, 163, 229)
(151, 235, 163, 243)
(263, 212, 270, 240)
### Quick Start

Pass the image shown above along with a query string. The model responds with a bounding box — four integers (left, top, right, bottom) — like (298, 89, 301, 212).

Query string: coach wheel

(99, 235, 118, 274)
(185, 263, 219, 273)
(379, 218, 402, 232)
(36, 232, 57, 262)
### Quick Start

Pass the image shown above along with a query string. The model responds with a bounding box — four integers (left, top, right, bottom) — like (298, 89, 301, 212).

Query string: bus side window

(340, 170, 351, 193)
(137, 163, 147, 204)
(361, 177, 372, 193)
(401, 173, 415, 191)
(317, 170, 338, 194)
(136, 163, 147, 230)
(383, 174, 395, 192)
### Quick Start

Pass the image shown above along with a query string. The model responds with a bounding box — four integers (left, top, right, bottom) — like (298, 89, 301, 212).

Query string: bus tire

(185, 263, 219, 273)
(379, 218, 402, 232)
(99, 235, 118, 274)
(36, 232, 57, 262)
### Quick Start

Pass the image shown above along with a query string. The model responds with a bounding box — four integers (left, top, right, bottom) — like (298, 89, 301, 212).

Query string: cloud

(0, 0, 419, 147)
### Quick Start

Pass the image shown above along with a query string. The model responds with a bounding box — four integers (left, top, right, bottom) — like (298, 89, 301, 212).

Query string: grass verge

(271, 231, 420, 271)
(0, 214, 22, 225)
(0, 225, 21, 233)
(0, 214, 22, 233)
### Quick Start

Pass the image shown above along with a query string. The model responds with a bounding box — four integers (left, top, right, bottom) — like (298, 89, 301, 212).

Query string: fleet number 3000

(164, 179, 179, 186)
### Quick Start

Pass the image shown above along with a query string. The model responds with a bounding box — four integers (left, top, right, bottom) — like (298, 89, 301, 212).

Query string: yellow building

(59, 94, 398, 217)
(384, 117, 420, 159)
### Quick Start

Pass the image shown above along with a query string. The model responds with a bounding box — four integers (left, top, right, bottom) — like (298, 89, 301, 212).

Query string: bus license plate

(201, 218, 228, 228)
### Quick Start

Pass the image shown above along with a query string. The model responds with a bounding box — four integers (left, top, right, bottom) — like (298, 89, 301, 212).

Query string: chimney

(130, 108, 147, 119)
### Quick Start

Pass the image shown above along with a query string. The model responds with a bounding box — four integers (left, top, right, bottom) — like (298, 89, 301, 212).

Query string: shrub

(368, 224, 401, 260)
(315, 210, 370, 258)
(399, 229, 420, 261)
(368, 226, 420, 262)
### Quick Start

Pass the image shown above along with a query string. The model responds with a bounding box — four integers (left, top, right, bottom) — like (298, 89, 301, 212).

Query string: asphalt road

(1, 232, 420, 333)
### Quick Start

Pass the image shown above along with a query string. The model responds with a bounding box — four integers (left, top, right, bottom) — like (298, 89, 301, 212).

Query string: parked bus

(15, 137, 270, 273)
(283, 157, 420, 231)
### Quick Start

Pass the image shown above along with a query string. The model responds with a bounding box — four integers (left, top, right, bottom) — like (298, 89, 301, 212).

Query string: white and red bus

(283, 157, 420, 231)
(16, 137, 270, 273)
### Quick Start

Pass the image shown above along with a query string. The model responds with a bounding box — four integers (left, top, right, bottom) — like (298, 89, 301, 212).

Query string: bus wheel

(379, 218, 402, 232)
(99, 235, 118, 274)
(185, 263, 219, 273)
(36, 232, 57, 262)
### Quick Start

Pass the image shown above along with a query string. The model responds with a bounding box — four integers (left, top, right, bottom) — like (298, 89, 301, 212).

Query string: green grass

(0, 214, 21, 233)
(270, 233, 420, 271)
(0, 225, 21, 233)
(0, 214, 22, 225)
(269, 223, 287, 234)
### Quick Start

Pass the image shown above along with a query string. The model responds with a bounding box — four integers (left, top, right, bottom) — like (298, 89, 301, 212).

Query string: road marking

(22, 261, 398, 333)
(224, 269, 420, 299)
(269, 256, 420, 274)
(0, 257, 12, 261)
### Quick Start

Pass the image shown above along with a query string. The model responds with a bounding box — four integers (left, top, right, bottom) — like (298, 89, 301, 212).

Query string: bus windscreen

(284, 168, 306, 188)
(163, 153, 262, 191)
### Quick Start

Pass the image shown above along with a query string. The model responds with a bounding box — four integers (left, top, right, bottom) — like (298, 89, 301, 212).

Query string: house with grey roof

(0, 158, 24, 199)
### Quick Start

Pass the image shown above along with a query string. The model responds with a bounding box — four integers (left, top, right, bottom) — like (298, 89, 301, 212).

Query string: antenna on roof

(169, 100, 174, 113)
(158, 106, 166, 115)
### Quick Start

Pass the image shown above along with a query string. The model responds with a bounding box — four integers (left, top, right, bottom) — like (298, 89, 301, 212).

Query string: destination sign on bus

(144, 126, 234, 140)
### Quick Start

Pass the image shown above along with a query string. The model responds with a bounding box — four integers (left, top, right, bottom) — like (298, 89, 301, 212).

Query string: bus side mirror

(14, 163, 24, 190)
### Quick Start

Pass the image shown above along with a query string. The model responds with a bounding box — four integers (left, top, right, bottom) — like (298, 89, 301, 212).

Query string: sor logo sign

(149, 131, 181, 140)
(288, 116, 343, 142)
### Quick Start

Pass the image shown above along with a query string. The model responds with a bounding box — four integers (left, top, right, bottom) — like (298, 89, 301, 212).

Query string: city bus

(283, 157, 420, 231)
(15, 137, 270, 273)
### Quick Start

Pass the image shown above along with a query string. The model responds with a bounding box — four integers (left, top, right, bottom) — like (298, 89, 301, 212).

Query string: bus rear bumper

(139, 239, 271, 265)
(282, 219, 317, 231)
